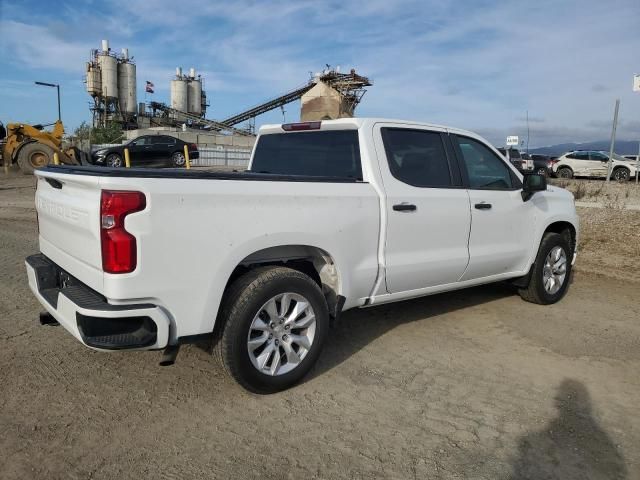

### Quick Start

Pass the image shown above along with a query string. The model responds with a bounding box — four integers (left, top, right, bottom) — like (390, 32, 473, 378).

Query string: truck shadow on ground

(507, 379, 627, 480)
(309, 282, 515, 380)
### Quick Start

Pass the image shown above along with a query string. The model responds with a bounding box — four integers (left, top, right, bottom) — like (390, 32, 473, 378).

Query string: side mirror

(522, 173, 547, 201)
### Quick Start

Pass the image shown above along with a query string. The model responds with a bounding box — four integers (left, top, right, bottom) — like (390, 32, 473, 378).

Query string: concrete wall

(300, 81, 351, 121)
(124, 127, 256, 148)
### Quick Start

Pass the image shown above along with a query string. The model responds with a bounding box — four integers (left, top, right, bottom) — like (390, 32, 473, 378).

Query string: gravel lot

(1, 172, 639, 479)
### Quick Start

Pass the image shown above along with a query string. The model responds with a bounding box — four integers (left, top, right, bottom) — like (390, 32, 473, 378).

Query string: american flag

(145, 81, 154, 93)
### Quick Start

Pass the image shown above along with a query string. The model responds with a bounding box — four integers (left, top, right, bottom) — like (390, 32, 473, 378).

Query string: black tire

(17, 142, 53, 175)
(171, 151, 186, 167)
(557, 167, 573, 179)
(519, 232, 572, 305)
(612, 167, 630, 182)
(106, 153, 123, 168)
(213, 266, 329, 393)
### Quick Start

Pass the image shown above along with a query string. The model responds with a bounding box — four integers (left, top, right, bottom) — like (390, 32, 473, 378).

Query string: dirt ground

(1, 172, 639, 479)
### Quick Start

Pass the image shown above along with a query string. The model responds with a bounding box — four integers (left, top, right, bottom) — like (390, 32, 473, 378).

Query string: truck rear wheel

(17, 142, 54, 175)
(214, 266, 329, 393)
(518, 232, 572, 305)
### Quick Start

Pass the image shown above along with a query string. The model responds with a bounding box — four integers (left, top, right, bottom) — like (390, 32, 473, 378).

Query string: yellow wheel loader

(1, 120, 86, 175)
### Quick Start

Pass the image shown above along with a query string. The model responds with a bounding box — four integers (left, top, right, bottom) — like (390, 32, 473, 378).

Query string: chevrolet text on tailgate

(26, 118, 579, 393)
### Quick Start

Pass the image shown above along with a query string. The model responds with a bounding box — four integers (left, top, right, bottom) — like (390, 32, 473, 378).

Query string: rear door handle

(474, 203, 492, 210)
(393, 203, 417, 212)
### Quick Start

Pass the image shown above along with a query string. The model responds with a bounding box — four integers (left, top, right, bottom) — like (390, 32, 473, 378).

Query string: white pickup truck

(26, 118, 579, 393)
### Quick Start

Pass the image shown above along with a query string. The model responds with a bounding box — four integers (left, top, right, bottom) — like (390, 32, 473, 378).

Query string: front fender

(525, 188, 579, 270)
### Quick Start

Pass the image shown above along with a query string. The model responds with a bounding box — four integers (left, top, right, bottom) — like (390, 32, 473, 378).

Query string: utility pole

(606, 99, 620, 183)
(526, 110, 530, 153)
(636, 141, 639, 184)
(634, 74, 640, 183)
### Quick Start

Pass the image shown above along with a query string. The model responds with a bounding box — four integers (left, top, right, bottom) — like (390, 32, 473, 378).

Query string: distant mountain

(529, 140, 639, 156)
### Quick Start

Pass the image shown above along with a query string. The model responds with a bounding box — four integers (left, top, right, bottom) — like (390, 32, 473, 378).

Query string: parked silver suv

(552, 151, 636, 181)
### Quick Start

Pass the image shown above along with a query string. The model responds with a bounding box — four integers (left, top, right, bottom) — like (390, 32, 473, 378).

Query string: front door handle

(393, 203, 417, 212)
(474, 202, 492, 210)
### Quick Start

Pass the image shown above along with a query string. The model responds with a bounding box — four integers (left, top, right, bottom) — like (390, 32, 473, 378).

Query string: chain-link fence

(193, 147, 251, 168)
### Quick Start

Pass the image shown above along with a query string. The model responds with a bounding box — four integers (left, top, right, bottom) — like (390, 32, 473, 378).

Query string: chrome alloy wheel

(542, 246, 567, 295)
(247, 293, 317, 376)
(106, 154, 123, 168)
(172, 151, 186, 166)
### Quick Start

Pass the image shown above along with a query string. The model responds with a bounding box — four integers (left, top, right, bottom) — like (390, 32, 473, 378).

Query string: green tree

(91, 123, 124, 145)
(73, 121, 92, 143)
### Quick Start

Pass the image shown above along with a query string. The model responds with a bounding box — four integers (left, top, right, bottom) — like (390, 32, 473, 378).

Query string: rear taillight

(189, 143, 198, 151)
(100, 190, 146, 274)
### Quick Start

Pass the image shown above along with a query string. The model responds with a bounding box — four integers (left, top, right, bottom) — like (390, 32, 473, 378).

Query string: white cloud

(0, 20, 89, 73)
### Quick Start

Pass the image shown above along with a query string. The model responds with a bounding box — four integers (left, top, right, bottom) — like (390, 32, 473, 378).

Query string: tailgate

(35, 171, 103, 292)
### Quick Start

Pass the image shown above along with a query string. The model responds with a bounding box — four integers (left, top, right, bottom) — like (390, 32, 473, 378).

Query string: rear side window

(150, 136, 175, 145)
(251, 130, 362, 179)
(380, 128, 455, 187)
(589, 152, 607, 161)
(567, 152, 588, 160)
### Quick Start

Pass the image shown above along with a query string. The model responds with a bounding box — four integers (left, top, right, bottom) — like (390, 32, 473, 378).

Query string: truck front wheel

(214, 266, 329, 393)
(518, 232, 572, 305)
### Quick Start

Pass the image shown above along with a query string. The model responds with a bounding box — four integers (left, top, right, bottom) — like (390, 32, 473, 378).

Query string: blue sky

(1, 0, 639, 147)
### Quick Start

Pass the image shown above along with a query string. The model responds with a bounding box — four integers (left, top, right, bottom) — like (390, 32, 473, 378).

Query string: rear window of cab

(251, 130, 362, 180)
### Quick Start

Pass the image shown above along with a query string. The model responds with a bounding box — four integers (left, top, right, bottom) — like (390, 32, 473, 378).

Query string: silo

(86, 62, 101, 97)
(118, 61, 137, 114)
(171, 79, 188, 112)
(98, 53, 118, 99)
(187, 79, 202, 115)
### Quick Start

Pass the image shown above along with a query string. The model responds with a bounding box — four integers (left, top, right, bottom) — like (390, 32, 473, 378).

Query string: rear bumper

(26, 254, 170, 351)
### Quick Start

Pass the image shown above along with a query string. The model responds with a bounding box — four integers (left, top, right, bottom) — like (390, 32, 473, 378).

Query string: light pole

(35, 81, 61, 122)
(605, 98, 620, 183)
(634, 74, 640, 183)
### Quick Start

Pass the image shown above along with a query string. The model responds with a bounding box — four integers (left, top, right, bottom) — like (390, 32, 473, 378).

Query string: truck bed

(39, 165, 362, 183)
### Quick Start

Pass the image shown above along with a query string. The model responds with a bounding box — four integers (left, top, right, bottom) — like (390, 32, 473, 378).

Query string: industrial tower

(86, 40, 137, 128)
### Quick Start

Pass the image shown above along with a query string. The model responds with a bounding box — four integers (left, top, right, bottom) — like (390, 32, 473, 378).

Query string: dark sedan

(530, 154, 555, 176)
(91, 135, 199, 168)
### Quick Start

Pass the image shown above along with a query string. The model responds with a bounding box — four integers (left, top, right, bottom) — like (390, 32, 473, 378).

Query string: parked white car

(26, 118, 579, 392)
(553, 150, 637, 181)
